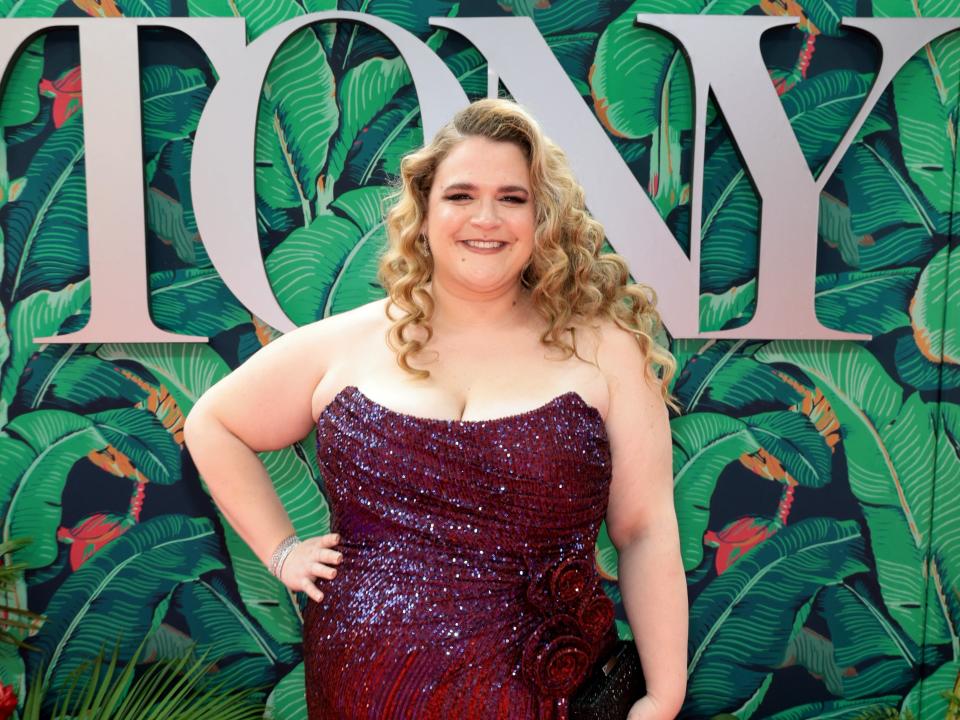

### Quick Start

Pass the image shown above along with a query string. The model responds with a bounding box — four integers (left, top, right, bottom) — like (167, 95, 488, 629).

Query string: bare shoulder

(300, 297, 389, 368)
(573, 316, 654, 389)
(185, 298, 389, 452)
(235, 298, 378, 381)
(586, 316, 668, 433)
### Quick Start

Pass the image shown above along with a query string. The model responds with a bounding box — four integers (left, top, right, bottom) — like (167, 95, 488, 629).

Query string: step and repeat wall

(0, 0, 957, 718)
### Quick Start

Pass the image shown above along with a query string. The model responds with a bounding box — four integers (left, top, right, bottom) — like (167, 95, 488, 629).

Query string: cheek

(512, 213, 537, 242)
(427, 205, 464, 232)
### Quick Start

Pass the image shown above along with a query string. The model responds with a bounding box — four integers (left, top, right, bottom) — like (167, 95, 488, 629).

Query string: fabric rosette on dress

(522, 555, 618, 714)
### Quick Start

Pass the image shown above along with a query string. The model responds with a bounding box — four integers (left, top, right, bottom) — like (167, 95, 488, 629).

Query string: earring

(417, 233, 431, 257)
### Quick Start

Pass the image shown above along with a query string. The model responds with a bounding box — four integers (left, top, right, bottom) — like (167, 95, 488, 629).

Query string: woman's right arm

(182, 319, 343, 602)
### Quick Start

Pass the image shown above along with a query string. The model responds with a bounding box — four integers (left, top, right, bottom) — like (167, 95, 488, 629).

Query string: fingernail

(336, 554, 343, 563)
(334, 534, 341, 542)
(331, 570, 337, 578)
(318, 592, 324, 601)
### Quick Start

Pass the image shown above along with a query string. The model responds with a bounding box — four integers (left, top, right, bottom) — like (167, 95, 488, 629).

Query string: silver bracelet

(269, 533, 301, 579)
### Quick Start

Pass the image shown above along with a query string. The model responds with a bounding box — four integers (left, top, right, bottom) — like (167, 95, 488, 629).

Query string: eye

(445, 193, 471, 201)
(501, 195, 527, 204)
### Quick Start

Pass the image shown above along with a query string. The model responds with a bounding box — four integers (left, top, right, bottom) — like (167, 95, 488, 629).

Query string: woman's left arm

(598, 324, 688, 720)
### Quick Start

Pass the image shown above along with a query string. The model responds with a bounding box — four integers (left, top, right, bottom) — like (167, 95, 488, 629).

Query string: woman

(183, 98, 687, 719)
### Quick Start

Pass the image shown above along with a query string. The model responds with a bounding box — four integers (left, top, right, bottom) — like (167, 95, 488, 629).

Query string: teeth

(464, 240, 504, 249)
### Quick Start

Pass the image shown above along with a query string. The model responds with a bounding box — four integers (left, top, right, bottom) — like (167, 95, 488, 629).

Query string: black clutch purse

(569, 640, 645, 720)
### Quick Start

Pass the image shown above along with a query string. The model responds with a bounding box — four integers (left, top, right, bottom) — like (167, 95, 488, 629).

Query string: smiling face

(421, 136, 537, 297)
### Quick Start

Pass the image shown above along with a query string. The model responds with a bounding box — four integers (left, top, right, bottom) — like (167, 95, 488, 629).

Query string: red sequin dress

(304, 385, 617, 719)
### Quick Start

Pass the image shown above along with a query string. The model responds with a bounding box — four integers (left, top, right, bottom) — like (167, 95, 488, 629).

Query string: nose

(470, 197, 501, 230)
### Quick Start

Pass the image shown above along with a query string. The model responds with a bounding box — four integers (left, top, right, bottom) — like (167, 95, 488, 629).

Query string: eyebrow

(442, 182, 530, 194)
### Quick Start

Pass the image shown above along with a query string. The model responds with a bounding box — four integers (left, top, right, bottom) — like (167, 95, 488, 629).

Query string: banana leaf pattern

(0, 0, 957, 718)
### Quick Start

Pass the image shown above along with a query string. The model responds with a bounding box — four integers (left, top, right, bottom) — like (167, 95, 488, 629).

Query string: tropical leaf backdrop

(0, 0, 957, 718)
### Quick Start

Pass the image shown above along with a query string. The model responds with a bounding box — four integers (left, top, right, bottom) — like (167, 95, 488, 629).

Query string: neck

(427, 277, 530, 334)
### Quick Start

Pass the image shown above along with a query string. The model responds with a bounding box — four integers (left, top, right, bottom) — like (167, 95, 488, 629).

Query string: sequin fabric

(304, 385, 617, 719)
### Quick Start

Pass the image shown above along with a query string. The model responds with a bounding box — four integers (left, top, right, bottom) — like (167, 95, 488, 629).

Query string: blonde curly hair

(376, 98, 679, 412)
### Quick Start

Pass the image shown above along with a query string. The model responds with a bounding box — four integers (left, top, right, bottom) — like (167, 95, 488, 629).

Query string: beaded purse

(569, 640, 645, 720)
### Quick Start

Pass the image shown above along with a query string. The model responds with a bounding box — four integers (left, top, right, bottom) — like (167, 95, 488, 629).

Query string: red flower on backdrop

(0, 682, 17, 720)
(704, 516, 777, 574)
(522, 555, 616, 697)
(39, 66, 82, 128)
(57, 513, 130, 570)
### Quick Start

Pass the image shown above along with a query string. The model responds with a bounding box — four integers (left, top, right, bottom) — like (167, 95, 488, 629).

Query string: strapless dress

(303, 385, 617, 719)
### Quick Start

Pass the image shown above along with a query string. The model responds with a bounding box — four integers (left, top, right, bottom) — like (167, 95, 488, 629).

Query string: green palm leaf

(266, 661, 306, 720)
(24, 515, 223, 698)
(97, 343, 329, 645)
(673, 341, 803, 413)
(924, 404, 960, 645)
(894, 331, 960, 391)
(762, 696, 904, 720)
(704, 267, 921, 336)
(875, 0, 960, 213)
(819, 191, 872, 268)
(187, 0, 306, 41)
(754, 342, 952, 647)
(145, 187, 202, 265)
(255, 26, 338, 220)
(97, 344, 328, 646)
(96, 342, 231, 415)
(171, 578, 297, 691)
(2, 119, 87, 303)
(814, 268, 919, 336)
(0, 0, 64, 18)
(265, 184, 392, 322)
(889, 46, 959, 214)
(114, 0, 174, 16)
(910, 244, 959, 364)
(798, 0, 858, 36)
(0, 278, 89, 427)
(781, 70, 874, 174)
(941, 401, 960, 447)
(838, 140, 942, 268)
(672, 413, 761, 570)
(341, 95, 423, 188)
(815, 582, 920, 698)
(684, 518, 868, 718)
(140, 65, 210, 155)
(900, 657, 960, 720)
(591, 0, 708, 139)
(325, 51, 421, 189)
(88, 407, 181, 485)
(147, 137, 204, 244)
(337, 45, 487, 189)
(326, 185, 391, 314)
(745, 410, 832, 488)
(150, 268, 251, 337)
(699, 280, 756, 333)
(331, 0, 457, 71)
(2, 410, 107, 568)
(18, 352, 145, 411)
(0, 36, 44, 128)
(496, 0, 621, 35)
(265, 215, 365, 325)
(699, 138, 759, 294)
